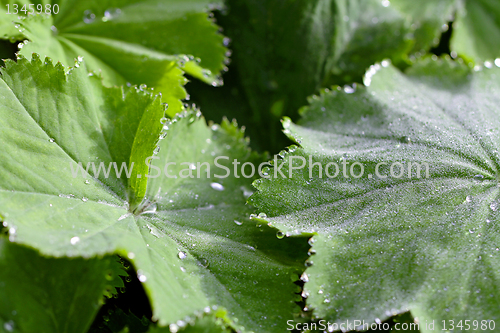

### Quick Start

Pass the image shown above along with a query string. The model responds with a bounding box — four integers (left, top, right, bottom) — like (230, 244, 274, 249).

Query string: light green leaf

(6, 0, 227, 116)
(452, 0, 500, 62)
(251, 59, 500, 331)
(0, 0, 39, 41)
(0, 237, 124, 333)
(0, 56, 307, 332)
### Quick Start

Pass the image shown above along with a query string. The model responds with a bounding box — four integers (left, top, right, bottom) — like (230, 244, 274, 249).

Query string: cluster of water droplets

(473, 58, 500, 71)
(83, 8, 121, 24)
(2, 221, 16, 242)
(168, 305, 218, 333)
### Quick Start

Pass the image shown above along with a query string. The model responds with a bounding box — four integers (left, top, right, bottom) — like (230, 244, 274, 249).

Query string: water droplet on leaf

(83, 10, 96, 23)
(210, 182, 224, 191)
(199, 258, 209, 268)
(3, 321, 15, 332)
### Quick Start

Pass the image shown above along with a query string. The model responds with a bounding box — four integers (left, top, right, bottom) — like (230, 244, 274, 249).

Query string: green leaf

(0, 0, 40, 41)
(389, 0, 456, 53)
(0, 56, 307, 332)
(220, 0, 426, 150)
(452, 0, 500, 62)
(251, 59, 500, 331)
(8, 0, 227, 116)
(0, 237, 124, 333)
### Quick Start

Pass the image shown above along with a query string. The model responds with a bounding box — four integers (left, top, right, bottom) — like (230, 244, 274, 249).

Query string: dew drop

(83, 10, 96, 23)
(49, 138, 55, 143)
(146, 222, 162, 237)
(234, 220, 243, 226)
(381, 0, 390, 7)
(474, 174, 485, 181)
(495, 58, 500, 68)
(466, 196, 472, 203)
(276, 231, 284, 239)
(188, 114, 196, 124)
(70, 236, 80, 245)
(103, 8, 121, 21)
(8, 227, 16, 241)
(138, 273, 147, 282)
(199, 258, 209, 268)
(210, 182, 224, 191)
(3, 321, 14, 332)
(178, 251, 187, 259)
(399, 136, 411, 144)
(344, 85, 356, 94)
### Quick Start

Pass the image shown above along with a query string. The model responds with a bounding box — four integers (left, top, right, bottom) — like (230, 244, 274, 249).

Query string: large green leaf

(0, 56, 307, 332)
(4, 0, 227, 116)
(0, 237, 124, 333)
(452, 0, 500, 62)
(251, 59, 500, 331)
